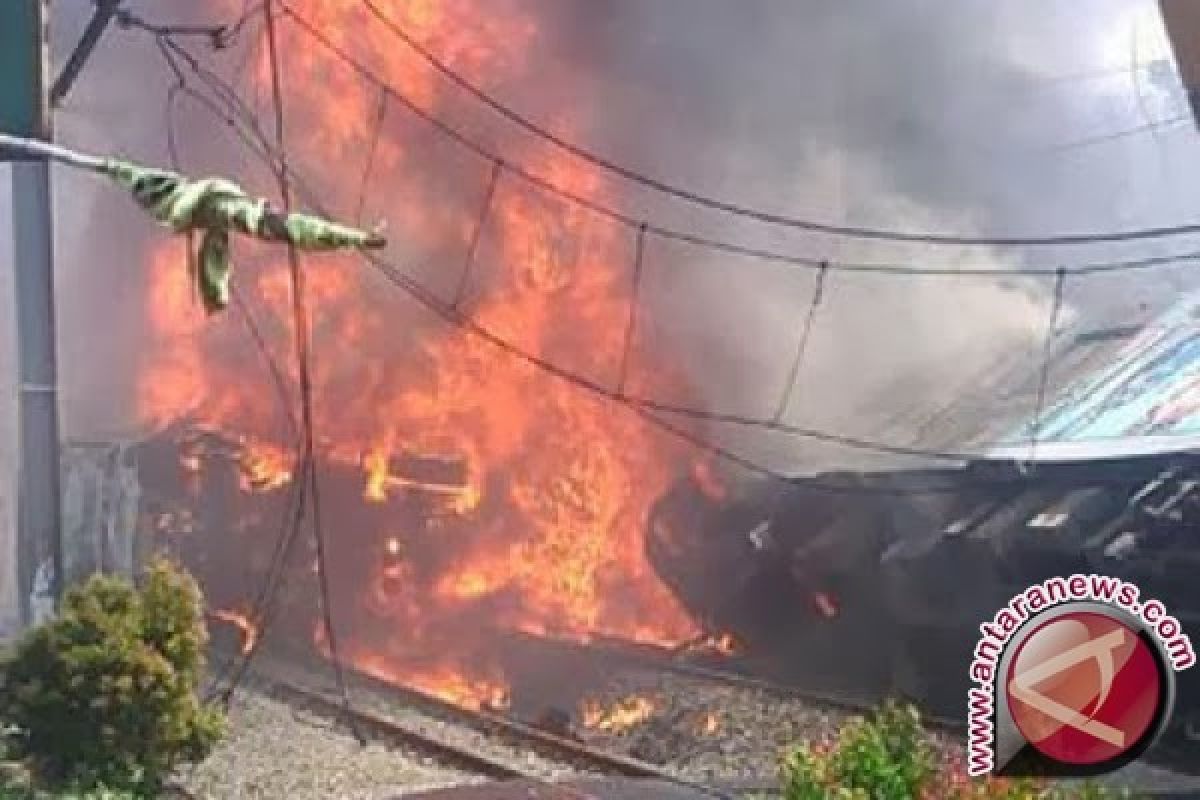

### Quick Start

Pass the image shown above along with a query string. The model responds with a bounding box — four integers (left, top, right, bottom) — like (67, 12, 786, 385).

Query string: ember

(813, 591, 839, 619)
(580, 695, 657, 734)
(356, 653, 511, 711)
(712, 632, 741, 656)
(691, 460, 728, 504)
(212, 608, 259, 656)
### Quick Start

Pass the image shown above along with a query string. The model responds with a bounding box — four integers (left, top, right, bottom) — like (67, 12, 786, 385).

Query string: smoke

(5, 0, 1200, 475)
(506, 0, 1200, 472)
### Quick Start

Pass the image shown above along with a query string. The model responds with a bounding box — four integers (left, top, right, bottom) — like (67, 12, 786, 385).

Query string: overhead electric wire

(154, 36, 312, 702)
(1029, 268, 1068, 462)
(354, 0, 1200, 249)
(616, 222, 647, 397)
(146, 34, 1126, 490)
(147, 41, 992, 480)
(280, 6, 1200, 280)
(773, 261, 827, 422)
(1050, 116, 1191, 152)
(454, 158, 503, 308)
(355, 87, 388, 226)
(260, 0, 362, 742)
(138, 27, 1186, 501)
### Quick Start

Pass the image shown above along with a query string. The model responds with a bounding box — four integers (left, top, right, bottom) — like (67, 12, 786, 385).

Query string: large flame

(137, 0, 700, 707)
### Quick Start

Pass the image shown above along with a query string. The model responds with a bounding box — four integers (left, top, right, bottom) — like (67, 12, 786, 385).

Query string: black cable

(154, 35, 316, 704)
(454, 158, 503, 308)
(1029, 268, 1068, 461)
(362, 252, 1165, 497)
(1050, 116, 1191, 153)
(355, 87, 388, 226)
(148, 43, 1071, 471)
(355, 0, 1200, 249)
(261, 0, 363, 743)
(150, 33, 1166, 498)
(278, 7, 1200, 279)
(617, 222, 647, 396)
(774, 261, 827, 423)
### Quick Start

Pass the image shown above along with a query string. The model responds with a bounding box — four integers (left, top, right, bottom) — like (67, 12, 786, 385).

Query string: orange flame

(212, 608, 259, 656)
(712, 631, 741, 656)
(356, 652, 510, 711)
(580, 695, 657, 733)
(692, 459, 728, 504)
(139, 0, 700, 702)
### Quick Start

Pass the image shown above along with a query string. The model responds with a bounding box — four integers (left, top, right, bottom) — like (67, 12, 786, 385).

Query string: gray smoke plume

(511, 0, 1200, 473)
(3, 0, 1199, 484)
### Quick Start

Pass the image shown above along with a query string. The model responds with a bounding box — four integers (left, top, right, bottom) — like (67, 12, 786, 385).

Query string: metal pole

(12, 0, 63, 625)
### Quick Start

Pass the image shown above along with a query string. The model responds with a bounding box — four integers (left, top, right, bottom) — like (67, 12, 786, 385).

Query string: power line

(617, 222, 647, 397)
(354, 0, 1200, 249)
(279, 6, 1200, 280)
(153, 21, 312, 705)
(773, 262, 827, 423)
(147, 38, 1108, 471)
(454, 158, 502, 309)
(144, 29, 1184, 498)
(1029, 268, 1068, 462)
(261, 0, 361, 741)
(1050, 116, 1191, 152)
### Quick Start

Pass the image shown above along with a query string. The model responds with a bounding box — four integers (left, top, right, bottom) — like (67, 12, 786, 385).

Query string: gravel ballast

(182, 684, 481, 800)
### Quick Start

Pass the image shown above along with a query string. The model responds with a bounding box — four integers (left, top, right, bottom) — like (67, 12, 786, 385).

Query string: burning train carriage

(647, 447, 1200, 768)
(646, 297, 1200, 770)
(134, 426, 481, 646)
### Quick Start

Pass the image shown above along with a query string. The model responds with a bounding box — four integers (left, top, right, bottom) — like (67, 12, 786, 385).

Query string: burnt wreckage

(648, 299, 1200, 771)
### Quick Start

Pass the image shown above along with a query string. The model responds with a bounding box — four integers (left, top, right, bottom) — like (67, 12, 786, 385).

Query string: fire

(356, 652, 510, 711)
(238, 440, 292, 493)
(580, 695, 657, 734)
(212, 608, 259, 656)
(813, 591, 839, 619)
(680, 631, 741, 657)
(137, 0, 700, 704)
(692, 459, 728, 504)
(697, 711, 721, 736)
(712, 632, 741, 656)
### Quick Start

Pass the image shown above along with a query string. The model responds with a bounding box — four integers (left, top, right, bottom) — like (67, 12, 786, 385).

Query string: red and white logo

(1005, 610, 1162, 766)
(965, 577, 1190, 778)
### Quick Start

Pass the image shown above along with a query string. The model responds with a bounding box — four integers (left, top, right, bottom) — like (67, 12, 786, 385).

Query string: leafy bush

(783, 700, 934, 799)
(0, 785, 136, 800)
(781, 700, 1137, 800)
(0, 560, 224, 796)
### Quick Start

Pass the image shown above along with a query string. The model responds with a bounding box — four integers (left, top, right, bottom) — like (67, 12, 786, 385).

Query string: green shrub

(781, 701, 1138, 800)
(783, 700, 934, 799)
(0, 786, 136, 800)
(0, 560, 224, 796)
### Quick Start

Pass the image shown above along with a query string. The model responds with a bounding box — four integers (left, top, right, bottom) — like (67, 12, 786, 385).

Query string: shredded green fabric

(103, 160, 385, 313)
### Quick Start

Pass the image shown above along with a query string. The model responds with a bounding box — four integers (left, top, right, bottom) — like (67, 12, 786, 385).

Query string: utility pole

(3, 0, 63, 625)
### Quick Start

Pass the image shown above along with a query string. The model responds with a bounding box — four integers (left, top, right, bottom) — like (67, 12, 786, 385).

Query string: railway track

(498, 630, 968, 732)
(209, 636, 1200, 798)
(218, 650, 743, 797)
